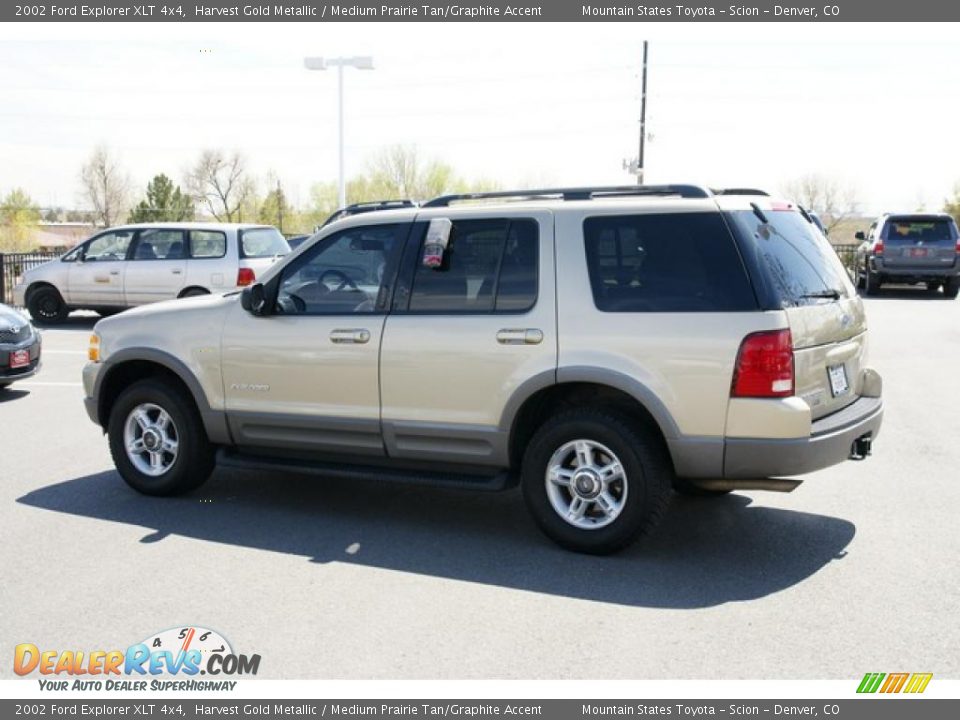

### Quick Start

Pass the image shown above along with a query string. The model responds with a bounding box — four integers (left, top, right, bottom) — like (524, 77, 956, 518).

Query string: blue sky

(1, 22, 958, 216)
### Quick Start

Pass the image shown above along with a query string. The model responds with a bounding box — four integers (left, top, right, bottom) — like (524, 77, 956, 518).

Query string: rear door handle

(496, 328, 544, 345)
(172, 269, 183, 275)
(330, 328, 371, 344)
(109, 270, 120, 276)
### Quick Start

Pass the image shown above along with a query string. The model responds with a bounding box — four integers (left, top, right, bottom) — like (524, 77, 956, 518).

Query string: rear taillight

(874, 239, 885, 256)
(237, 268, 255, 287)
(731, 329, 794, 398)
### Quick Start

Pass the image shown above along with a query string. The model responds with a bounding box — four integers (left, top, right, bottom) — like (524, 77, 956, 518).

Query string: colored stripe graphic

(904, 673, 933, 694)
(880, 673, 909, 693)
(857, 673, 885, 693)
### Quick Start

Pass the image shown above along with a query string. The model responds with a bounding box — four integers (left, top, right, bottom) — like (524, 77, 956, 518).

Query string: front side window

(585, 213, 757, 312)
(239, 227, 290, 258)
(408, 218, 539, 313)
(190, 230, 227, 259)
(130, 229, 186, 260)
(82, 231, 134, 262)
(275, 224, 405, 315)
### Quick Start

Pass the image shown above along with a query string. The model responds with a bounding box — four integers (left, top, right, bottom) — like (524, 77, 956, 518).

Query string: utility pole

(637, 40, 649, 185)
(622, 41, 650, 184)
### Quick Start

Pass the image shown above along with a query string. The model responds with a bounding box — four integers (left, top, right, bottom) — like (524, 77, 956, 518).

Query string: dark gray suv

(856, 213, 960, 298)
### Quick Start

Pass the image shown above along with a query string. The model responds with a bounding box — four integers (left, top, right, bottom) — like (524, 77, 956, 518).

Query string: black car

(0, 303, 41, 388)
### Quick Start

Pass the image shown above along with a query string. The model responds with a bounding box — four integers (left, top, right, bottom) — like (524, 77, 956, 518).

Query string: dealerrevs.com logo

(14, 626, 260, 692)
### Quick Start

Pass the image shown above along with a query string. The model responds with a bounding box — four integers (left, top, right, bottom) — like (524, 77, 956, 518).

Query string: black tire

(925, 281, 942, 293)
(943, 278, 960, 300)
(27, 286, 69, 325)
(520, 409, 672, 555)
(864, 263, 881, 296)
(856, 265, 866, 290)
(673, 476, 732, 497)
(0, 382, 10, 390)
(107, 379, 215, 496)
(180, 288, 209, 299)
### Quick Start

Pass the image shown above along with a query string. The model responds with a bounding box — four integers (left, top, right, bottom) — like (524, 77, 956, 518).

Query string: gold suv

(82, 186, 883, 554)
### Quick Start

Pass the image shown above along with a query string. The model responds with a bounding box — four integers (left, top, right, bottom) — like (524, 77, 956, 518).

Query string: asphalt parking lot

(1, 289, 958, 680)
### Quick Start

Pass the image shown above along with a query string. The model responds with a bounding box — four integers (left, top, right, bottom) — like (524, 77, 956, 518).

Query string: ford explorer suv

(81, 186, 883, 554)
(13, 222, 290, 324)
(855, 213, 960, 298)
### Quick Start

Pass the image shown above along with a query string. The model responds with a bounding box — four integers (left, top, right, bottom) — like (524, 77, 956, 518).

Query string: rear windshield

(583, 212, 757, 312)
(727, 209, 851, 308)
(239, 227, 291, 258)
(884, 218, 954, 242)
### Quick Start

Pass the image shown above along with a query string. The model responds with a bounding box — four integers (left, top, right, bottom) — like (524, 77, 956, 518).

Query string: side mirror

(241, 283, 268, 316)
(854, 231, 865, 241)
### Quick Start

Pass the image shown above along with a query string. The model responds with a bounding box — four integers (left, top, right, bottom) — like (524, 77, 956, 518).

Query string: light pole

(304, 55, 374, 210)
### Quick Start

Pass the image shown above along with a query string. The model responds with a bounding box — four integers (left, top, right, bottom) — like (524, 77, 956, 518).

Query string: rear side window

(130, 229, 186, 260)
(727, 209, 851, 307)
(408, 218, 538, 313)
(239, 227, 290, 258)
(583, 213, 756, 312)
(189, 230, 227, 259)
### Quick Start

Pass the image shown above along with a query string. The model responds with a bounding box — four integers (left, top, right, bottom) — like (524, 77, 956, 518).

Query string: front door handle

(330, 328, 371, 344)
(109, 270, 120, 276)
(172, 269, 183, 275)
(496, 328, 544, 345)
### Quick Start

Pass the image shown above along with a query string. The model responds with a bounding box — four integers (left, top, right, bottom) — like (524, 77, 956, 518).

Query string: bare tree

(186, 150, 255, 221)
(79, 145, 132, 227)
(782, 173, 860, 232)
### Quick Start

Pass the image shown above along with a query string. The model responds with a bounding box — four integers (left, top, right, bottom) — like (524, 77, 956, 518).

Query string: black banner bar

(4, 0, 960, 23)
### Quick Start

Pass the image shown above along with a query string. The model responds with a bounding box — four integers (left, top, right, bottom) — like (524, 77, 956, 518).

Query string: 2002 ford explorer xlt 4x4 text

(81, 185, 883, 554)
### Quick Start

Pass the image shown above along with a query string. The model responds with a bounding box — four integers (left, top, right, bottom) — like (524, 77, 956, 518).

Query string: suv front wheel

(521, 410, 672, 555)
(107, 379, 215, 496)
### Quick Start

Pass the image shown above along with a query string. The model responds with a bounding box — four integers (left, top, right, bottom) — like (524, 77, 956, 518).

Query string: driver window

(83, 231, 134, 262)
(276, 223, 405, 315)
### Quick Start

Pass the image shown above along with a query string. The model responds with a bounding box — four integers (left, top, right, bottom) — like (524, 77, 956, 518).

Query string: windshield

(728, 208, 852, 307)
(239, 227, 291, 258)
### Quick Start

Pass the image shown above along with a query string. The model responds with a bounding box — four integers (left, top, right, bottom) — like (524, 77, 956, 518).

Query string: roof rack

(321, 199, 418, 227)
(421, 184, 712, 208)
(711, 188, 770, 196)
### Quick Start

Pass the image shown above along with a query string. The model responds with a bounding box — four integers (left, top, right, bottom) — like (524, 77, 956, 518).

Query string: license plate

(9, 349, 29, 369)
(828, 364, 849, 397)
(909, 248, 928, 258)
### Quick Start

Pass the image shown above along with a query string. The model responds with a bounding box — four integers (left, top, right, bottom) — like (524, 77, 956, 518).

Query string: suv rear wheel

(943, 277, 959, 299)
(107, 379, 215, 496)
(864, 262, 881, 296)
(520, 409, 672, 554)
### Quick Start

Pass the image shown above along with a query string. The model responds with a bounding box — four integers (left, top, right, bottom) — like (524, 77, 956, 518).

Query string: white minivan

(13, 222, 290, 324)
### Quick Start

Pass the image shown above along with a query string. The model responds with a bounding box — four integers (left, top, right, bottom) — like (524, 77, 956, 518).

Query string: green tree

(305, 145, 500, 229)
(944, 183, 960, 226)
(128, 174, 195, 223)
(258, 181, 294, 232)
(0, 188, 41, 252)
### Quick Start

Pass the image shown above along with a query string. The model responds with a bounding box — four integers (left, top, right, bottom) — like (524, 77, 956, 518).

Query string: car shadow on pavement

(0, 388, 30, 402)
(17, 468, 855, 609)
(31, 314, 100, 331)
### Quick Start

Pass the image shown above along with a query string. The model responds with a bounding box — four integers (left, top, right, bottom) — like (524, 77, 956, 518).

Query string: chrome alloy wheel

(545, 439, 628, 530)
(123, 402, 179, 477)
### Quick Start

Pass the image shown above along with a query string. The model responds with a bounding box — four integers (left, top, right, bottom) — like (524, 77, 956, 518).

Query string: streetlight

(304, 55, 375, 210)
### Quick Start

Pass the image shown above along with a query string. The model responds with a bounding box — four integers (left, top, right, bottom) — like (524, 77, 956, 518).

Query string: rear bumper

(724, 395, 883, 478)
(871, 257, 958, 279)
